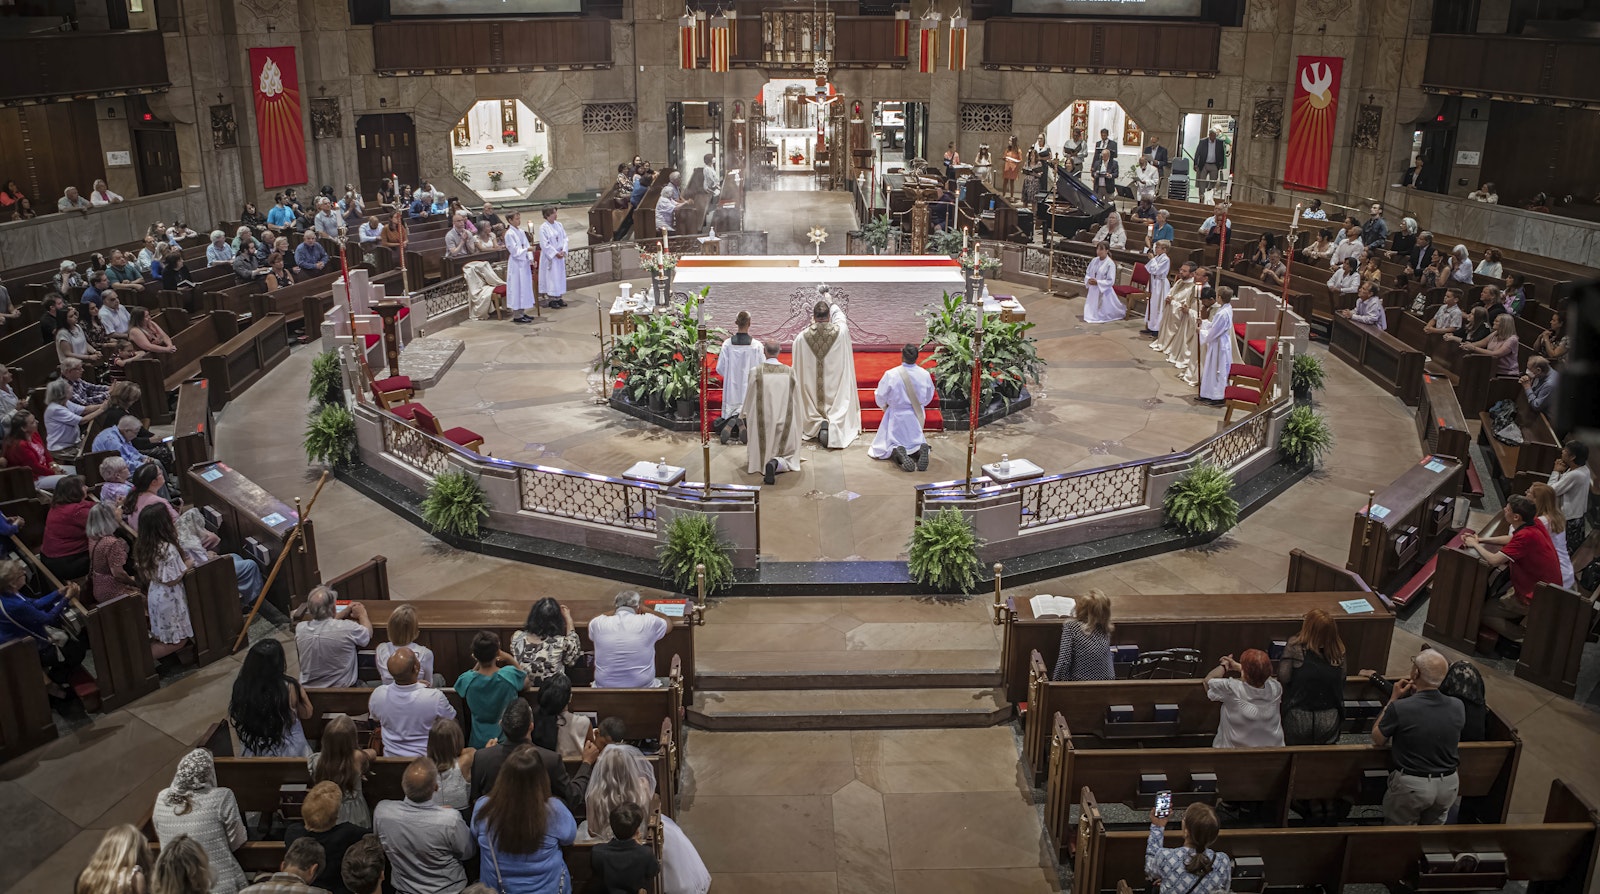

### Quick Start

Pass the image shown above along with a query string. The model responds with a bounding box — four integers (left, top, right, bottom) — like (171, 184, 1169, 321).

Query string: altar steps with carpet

(701, 349, 945, 433)
(686, 684, 1010, 732)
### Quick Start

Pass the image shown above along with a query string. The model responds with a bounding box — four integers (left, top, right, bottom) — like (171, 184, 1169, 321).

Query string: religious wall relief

(311, 98, 341, 140)
(210, 104, 238, 149)
(1353, 103, 1382, 150)
(1251, 96, 1282, 140)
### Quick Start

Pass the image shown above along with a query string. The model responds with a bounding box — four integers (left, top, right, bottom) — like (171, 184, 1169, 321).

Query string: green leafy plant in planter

(862, 213, 894, 253)
(658, 512, 735, 595)
(522, 154, 547, 185)
(303, 403, 356, 467)
(922, 291, 1044, 409)
(926, 227, 964, 257)
(308, 351, 344, 409)
(1163, 461, 1239, 536)
(421, 470, 491, 539)
(452, 163, 470, 185)
(605, 288, 720, 415)
(907, 507, 983, 594)
(1279, 404, 1334, 466)
(1291, 352, 1327, 401)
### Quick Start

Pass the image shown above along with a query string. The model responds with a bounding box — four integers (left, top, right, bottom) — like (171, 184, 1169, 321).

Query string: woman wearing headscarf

(151, 750, 248, 894)
(583, 744, 710, 894)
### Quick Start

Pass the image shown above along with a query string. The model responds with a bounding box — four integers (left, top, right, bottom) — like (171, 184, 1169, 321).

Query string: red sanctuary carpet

(620, 351, 946, 432)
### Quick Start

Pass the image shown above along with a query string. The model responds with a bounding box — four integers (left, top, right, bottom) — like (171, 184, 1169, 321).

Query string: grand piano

(1037, 165, 1113, 244)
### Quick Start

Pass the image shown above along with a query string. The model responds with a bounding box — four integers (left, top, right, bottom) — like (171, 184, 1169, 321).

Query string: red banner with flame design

(1284, 54, 1342, 192)
(250, 47, 307, 190)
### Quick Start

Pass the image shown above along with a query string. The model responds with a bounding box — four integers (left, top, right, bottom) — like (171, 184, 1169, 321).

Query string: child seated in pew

(309, 713, 376, 829)
(589, 802, 659, 894)
(134, 504, 193, 661)
(581, 745, 709, 894)
(175, 507, 265, 609)
(532, 673, 591, 761)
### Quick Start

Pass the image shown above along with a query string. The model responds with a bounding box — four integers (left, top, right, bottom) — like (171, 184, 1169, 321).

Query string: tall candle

(1292, 202, 1302, 229)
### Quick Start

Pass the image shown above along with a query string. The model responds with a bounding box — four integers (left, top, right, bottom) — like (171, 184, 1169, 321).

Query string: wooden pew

(1477, 377, 1560, 496)
(439, 249, 507, 281)
(998, 590, 1395, 706)
(588, 183, 631, 243)
(82, 591, 161, 711)
(184, 557, 245, 667)
(1069, 779, 1600, 894)
(1285, 548, 1373, 594)
(1345, 454, 1464, 598)
(1388, 307, 1496, 415)
(184, 460, 321, 614)
(126, 312, 242, 424)
(1329, 314, 1424, 406)
(198, 313, 290, 411)
(171, 379, 216, 474)
(1416, 374, 1473, 468)
(0, 636, 58, 762)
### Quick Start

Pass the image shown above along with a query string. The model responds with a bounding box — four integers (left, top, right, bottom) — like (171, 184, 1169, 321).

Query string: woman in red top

(40, 476, 94, 580)
(2, 410, 71, 490)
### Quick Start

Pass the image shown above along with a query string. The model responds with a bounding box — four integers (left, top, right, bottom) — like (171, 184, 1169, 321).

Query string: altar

(671, 255, 965, 349)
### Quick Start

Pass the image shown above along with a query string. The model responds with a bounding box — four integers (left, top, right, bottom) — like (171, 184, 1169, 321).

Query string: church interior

(2, 1, 1600, 893)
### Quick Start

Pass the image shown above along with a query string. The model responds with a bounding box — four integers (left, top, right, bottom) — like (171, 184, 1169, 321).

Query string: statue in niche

(1251, 97, 1282, 139)
(1353, 104, 1382, 150)
(311, 98, 341, 140)
(211, 104, 238, 149)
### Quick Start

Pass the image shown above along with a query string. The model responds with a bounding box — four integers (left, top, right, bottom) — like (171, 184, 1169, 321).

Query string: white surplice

(715, 336, 765, 417)
(790, 307, 861, 449)
(1143, 252, 1171, 333)
(1197, 302, 1235, 400)
(868, 363, 935, 459)
(744, 358, 805, 475)
(1082, 255, 1125, 323)
(537, 219, 568, 298)
(504, 225, 536, 311)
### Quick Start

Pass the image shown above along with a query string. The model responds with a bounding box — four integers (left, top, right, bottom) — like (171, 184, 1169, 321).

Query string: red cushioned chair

(1223, 345, 1278, 424)
(359, 357, 416, 405)
(1115, 262, 1151, 320)
(410, 406, 485, 454)
(1228, 339, 1279, 392)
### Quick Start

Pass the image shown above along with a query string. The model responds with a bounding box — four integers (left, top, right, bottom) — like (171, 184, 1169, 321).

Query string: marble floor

(3, 202, 1599, 892)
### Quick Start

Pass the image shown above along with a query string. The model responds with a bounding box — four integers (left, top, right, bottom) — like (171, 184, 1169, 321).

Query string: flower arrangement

(606, 288, 722, 408)
(957, 247, 1001, 277)
(502, 128, 518, 145)
(921, 291, 1044, 408)
(487, 170, 504, 189)
(452, 163, 470, 185)
(640, 247, 682, 275)
(788, 150, 805, 165)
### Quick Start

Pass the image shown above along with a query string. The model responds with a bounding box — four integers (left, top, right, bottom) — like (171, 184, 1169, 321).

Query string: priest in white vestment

(1082, 241, 1125, 323)
(868, 344, 936, 472)
(537, 207, 568, 308)
(1141, 240, 1172, 337)
(791, 299, 861, 449)
(715, 311, 764, 444)
(1168, 267, 1209, 384)
(1151, 261, 1195, 356)
(463, 259, 507, 320)
(1196, 286, 1235, 402)
(745, 342, 805, 484)
(504, 211, 537, 324)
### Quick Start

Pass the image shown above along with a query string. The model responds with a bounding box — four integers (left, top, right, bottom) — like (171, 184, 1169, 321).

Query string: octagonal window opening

(450, 99, 551, 198)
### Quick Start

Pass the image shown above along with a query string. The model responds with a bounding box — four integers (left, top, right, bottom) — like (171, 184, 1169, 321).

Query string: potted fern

(907, 507, 983, 594)
(926, 227, 964, 257)
(1163, 461, 1239, 536)
(1279, 404, 1334, 467)
(303, 403, 356, 467)
(1291, 352, 1326, 403)
(658, 512, 735, 595)
(421, 470, 491, 538)
(308, 351, 344, 409)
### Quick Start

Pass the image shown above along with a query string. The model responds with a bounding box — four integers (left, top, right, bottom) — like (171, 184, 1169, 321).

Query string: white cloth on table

(1082, 255, 1124, 323)
(1197, 302, 1235, 401)
(147, 542, 193, 645)
(504, 225, 536, 311)
(463, 261, 505, 320)
(791, 307, 861, 449)
(868, 363, 935, 459)
(715, 337, 765, 417)
(1143, 252, 1171, 333)
(745, 359, 805, 475)
(538, 220, 568, 298)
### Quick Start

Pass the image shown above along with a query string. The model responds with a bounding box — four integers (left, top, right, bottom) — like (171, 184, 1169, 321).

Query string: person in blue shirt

(1150, 209, 1175, 248)
(430, 195, 450, 216)
(82, 272, 110, 309)
(294, 231, 330, 274)
(266, 194, 297, 230)
(629, 175, 648, 208)
(206, 231, 236, 266)
(409, 195, 431, 218)
(92, 415, 148, 471)
(0, 558, 87, 701)
(471, 746, 576, 894)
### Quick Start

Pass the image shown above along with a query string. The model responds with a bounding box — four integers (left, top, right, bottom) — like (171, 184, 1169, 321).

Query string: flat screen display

(390, 0, 582, 16)
(1011, 0, 1203, 16)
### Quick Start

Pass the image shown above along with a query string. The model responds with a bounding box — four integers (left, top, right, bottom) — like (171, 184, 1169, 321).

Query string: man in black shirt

(37, 295, 64, 340)
(1372, 649, 1463, 825)
(468, 698, 597, 818)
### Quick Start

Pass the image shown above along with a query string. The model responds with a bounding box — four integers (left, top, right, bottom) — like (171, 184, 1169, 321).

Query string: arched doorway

(448, 99, 551, 199)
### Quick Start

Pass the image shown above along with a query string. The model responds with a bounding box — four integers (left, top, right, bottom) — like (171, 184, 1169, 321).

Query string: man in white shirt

(313, 199, 344, 239)
(1330, 225, 1366, 269)
(1548, 440, 1591, 551)
(369, 648, 456, 757)
(294, 586, 373, 688)
(58, 186, 92, 214)
(868, 344, 936, 472)
(588, 590, 671, 688)
(373, 759, 476, 894)
(206, 231, 236, 266)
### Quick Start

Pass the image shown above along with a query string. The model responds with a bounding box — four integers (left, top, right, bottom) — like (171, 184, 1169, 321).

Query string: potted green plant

(605, 287, 718, 420)
(453, 163, 470, 185)
(308, 351, 344, 409)
(922, 291, 1044, 411)
(522, 154, 546, 186)
(658, 511, 735, 595)
(1279, 404, 1334, 466)
(421, 470, 491, 538)
(862, 213, 893, 254)
(1291, 352, 1326, 403)
(907, 506, 983, 594)
(926, 227, 963, 257)
(303, 403, 356, 467)
(1162, 461, 1239, 536)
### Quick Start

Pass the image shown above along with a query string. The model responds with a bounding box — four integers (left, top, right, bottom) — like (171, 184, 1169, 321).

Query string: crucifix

(803, 59, 841, 156)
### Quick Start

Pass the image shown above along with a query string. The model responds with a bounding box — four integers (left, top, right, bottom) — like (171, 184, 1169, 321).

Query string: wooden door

(133, 127, 181, 196)
(355, 113, 418, 198)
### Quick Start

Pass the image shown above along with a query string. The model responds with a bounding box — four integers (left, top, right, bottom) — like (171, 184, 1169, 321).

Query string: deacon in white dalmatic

(868, 344, 936, 472)
(1196, 286, 1236, 403)
(503, 210, 537, 324)
(715, 310, 764, 444)
(745, 341, 806, 484)
(537, 206, 568, 308)
(1082, 241, 1125, 323)
(1142, 239, 1172, 337)
(791, 294, 861, 449)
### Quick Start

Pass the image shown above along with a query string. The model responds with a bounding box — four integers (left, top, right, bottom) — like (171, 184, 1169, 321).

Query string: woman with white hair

(43, 377, 104, 453)
(1448, 244, 1474, 285)
(582, 744, 710, 894)
(1091, 211, 1128, 251)
(1388, 217, 1419, 258)
(175, 508, 264, 608)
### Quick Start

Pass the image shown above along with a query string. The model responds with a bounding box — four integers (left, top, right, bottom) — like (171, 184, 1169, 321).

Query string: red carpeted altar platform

(698, 349, 945, 432)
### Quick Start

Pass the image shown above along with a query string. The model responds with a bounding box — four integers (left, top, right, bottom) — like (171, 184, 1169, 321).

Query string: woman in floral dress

(509, 596, 584, 687)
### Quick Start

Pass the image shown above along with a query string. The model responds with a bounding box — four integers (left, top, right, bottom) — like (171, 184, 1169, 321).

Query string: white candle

(1292, 202, 1302, 229)
(963, 227, 969, 250)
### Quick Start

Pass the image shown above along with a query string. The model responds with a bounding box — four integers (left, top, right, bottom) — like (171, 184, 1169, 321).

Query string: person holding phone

(1370, 649, 1463, 825)
(1145, 802, 1232, 893)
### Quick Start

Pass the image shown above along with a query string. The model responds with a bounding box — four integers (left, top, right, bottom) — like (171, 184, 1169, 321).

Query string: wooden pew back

(1345, 454, 1464, 595)
(184, 460, 321, 613)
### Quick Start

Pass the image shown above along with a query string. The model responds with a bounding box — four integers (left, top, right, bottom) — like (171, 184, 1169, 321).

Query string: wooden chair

(1228, 339, 1279, 392)
(1116, 262, 1151, 319)
(357, 356, 415, 405)
(409, 406, 485, 454)
(1223, 347, 1277, 424)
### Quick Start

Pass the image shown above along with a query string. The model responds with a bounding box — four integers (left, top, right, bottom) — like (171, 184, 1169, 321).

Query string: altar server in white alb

(1082, 241, 1125, 323)
(503, 211, 537, 324)
(1196, 286, 1236, 404)
(791, 296, 861, 449)
(1142, 239, 1172, 337)
(537, 206, 569, 308)
(715, 311, 764, 444)
(745, 341, 806, 484)
(869, 344, 936, 472)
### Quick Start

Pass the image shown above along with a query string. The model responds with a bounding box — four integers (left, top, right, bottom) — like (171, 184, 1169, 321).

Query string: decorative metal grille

(1016, 464, 1148, 529)
(960, 102, 1013, 134)
(1207, 410, 1271, 470)
(517, 467, 658, 532)
(381, 415, 453, 477)
(567, 246, 594, 277)
(416, 277, 470, 320)
(582, 103, 636, 134)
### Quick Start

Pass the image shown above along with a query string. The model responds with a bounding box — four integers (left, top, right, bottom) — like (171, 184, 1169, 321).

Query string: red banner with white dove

(250, 47, 307, 190)
(1284, 55, 1342, 192)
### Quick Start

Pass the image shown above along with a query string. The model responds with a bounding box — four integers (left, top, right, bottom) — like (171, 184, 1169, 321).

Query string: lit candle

(1292, 202, 1302, 229)
(963, 227, 969, 250)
